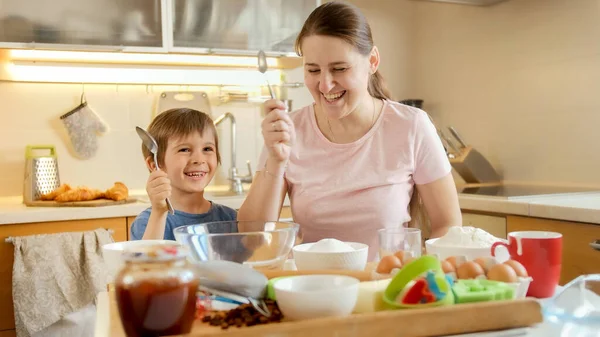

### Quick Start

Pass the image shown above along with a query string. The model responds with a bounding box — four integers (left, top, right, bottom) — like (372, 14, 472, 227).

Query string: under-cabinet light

(7, 49, 280, 68)
(4, 62, 282, 86)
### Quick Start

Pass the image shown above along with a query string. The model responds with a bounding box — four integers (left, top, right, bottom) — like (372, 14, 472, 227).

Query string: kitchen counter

(0, 188, 290, 225)
(459, 191, 600, 225)
(0, 189, 598, 226)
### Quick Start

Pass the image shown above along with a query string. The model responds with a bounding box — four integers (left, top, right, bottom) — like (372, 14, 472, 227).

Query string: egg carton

(374, 253, 533, 299)
(427, 253, 533, 299)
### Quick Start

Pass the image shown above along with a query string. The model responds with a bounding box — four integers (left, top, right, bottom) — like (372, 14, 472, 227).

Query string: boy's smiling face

(161, 129, 218, 195)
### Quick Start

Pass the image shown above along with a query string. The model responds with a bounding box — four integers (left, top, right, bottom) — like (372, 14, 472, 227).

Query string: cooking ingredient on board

(40, 182, 129, 202)
(393, 250, 413, 262)
(200, 300, 283, 329)
(403, 257, 418, 265)
(445, 255, 466, 269)
(115, 244, 199, 336)
(456, 261, 485, 280)
(308, 238, 355, 253)
(473, 257, 496, 273)
(486, 263, 519, 283)
(352, 278, 392, 313)
(441, 260, 456, 274)
(432, 226, 503, 248)
(503, 260, 528, 277)
(376, 255, 403, 274)
(443, 255, 529, 281)
(40, 184, 71, 200)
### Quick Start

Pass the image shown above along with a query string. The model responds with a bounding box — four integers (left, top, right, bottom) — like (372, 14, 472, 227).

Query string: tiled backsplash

(0, 78, 311, 197)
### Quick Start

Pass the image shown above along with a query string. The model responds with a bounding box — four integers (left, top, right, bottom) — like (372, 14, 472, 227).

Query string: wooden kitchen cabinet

(0, 217, 127, 333)
(507, 216, 600, 285)
(126, 216, 136, 240)
(0, 330, 15, 337)
(462, 212, 507, 239)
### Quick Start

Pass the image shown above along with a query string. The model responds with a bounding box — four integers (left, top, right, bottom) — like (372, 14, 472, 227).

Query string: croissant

(40, 184, 72, 201)
(54, 187, 105, 202)
(104, 182, 129, 201)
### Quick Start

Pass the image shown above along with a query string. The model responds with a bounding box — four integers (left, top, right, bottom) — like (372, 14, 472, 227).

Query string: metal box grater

(23, 145, 61, 203)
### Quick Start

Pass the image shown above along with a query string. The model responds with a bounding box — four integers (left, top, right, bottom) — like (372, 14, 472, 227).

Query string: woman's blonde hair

(295, 1, 429, 239)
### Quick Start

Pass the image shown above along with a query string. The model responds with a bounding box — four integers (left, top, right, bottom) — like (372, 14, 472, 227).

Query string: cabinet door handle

(590, 240, 600, 251)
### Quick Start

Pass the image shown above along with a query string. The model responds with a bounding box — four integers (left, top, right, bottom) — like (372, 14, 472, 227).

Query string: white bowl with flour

(292, 239, 369, 271)
(425, 226, 506, 260)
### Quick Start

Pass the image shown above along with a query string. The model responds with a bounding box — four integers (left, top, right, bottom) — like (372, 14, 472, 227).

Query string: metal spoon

(257, 50, 275, 99)
(195, 260, 272, 317)
(135, 126, 175, 215)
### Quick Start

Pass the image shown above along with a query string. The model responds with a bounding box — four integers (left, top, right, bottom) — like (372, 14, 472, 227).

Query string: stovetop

(458, 184, 598, 198)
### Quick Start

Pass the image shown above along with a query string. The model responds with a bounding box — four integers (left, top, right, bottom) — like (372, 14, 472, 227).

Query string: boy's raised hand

(146, 170, 171, 212)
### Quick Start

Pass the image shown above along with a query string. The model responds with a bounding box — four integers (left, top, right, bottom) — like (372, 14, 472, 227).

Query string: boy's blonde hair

(142, 108, 221, 167)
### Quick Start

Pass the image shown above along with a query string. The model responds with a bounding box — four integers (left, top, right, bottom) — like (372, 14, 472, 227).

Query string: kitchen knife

(439, 129, 461, 154)
(448, 126, 468, 149)
(438, 132, 457, 158)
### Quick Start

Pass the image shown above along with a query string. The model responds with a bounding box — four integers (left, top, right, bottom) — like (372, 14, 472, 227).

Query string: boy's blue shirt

(130, 202, 237, 241)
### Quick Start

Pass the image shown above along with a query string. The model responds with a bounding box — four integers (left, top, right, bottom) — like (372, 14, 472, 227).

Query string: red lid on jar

(122, 243, 188, 262)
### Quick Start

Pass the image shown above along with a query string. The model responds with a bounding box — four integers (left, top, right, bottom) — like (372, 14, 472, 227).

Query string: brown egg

(376, 255, 403, 274)
(446, 256, 466, 269)
(487, 263, 518, 283)
(441, 260, 456, 274)
(394, 250, 415, 263)
(504, 260, 528, 277)
(404, 257, 418, 265)
(456, 261, 485, 280)
(473, 257, 496, 273)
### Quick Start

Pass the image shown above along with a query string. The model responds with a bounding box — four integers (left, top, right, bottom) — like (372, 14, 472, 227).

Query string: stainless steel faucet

(213, 112, 253, 194)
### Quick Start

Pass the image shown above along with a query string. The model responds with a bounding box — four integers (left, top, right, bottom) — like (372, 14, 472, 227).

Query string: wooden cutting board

(24, 198, 137, 207)
(107, 288, 543, 337)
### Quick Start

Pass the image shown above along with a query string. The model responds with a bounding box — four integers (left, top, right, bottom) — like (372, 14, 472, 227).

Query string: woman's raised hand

(262, 99, 295, 165)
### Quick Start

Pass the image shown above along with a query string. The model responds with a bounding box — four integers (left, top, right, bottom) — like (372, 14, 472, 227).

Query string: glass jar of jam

(114, 244, 200, 337)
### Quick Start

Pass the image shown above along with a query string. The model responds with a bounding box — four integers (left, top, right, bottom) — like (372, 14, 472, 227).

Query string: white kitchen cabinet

(461, 212, 507, 239)
(0, 0, 320, 55)
(0, 0, 166, 52)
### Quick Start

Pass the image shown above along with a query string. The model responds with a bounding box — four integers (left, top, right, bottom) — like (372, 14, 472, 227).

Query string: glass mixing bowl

(543, 274, 600, 337)
(173, 221, 301, 271)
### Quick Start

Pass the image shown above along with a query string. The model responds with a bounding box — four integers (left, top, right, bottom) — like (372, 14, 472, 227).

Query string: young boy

(130, 108, 237, 241)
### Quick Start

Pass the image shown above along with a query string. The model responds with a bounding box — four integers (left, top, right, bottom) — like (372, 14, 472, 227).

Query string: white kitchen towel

(11, 228, 114, 337)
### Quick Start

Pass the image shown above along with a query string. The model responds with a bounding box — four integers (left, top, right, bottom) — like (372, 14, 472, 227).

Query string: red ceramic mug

(491, 231, 562, 298)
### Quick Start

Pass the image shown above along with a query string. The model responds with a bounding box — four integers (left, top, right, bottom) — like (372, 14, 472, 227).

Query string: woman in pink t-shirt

(238, 1, 462, 260)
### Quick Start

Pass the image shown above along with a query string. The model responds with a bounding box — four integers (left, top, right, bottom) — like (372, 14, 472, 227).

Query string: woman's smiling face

(302, 35, 374, 120)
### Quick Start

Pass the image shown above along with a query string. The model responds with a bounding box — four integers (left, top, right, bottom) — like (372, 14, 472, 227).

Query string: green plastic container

(451, 279, 515, 304)
(382, 255, 454, 309)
